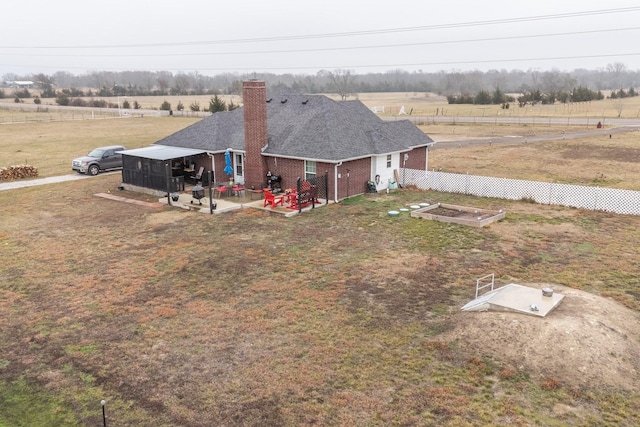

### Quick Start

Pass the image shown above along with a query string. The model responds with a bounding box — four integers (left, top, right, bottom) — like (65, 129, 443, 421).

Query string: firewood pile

(0, 165, 39, 181)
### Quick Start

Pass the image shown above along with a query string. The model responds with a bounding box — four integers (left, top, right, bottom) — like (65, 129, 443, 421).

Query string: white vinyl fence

(400, 168, 640, 216)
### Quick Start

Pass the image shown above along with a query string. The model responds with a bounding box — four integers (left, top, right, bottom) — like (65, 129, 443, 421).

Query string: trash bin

(366, 180, 377, 193)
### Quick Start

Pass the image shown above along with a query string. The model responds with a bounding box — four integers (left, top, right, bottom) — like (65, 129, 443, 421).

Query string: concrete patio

(158, 189, 326, 217)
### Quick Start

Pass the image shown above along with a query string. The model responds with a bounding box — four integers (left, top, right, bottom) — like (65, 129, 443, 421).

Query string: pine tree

(208, 95, 227, 113)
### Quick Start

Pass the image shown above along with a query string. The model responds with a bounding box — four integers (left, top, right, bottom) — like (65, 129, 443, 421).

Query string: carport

(119, 145, 207, 193)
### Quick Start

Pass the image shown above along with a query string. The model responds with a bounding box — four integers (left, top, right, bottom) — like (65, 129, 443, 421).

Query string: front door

(234, 153, 243, 184)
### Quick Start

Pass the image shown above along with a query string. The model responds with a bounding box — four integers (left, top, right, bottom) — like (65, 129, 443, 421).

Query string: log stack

(0, 165, 39, 181)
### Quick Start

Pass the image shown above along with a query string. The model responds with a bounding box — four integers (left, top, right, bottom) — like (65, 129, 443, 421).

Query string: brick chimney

(243, 80, 268, 189)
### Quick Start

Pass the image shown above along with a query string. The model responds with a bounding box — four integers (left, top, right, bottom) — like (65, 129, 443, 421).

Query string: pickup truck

(72, 145, 125, 175)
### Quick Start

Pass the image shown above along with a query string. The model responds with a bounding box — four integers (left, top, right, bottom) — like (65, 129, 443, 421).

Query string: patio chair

(214, 185, 227, 198)
(190, 166, 204, 183)
(263, 189, 284, 208)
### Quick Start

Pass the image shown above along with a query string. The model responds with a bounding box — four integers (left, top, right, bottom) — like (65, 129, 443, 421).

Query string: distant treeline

(446, 86, 637, 106)
(2, 64, 640, 102)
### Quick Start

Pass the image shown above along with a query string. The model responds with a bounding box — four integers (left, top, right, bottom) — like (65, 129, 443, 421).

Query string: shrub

(33, 97, 41, 105)
(90, 99, 108, 108)
(14, 88, 31, 98)
(55, 95, 70, 106)
(208, 94, 227, 113)
(160, 100, 171, 111)
(69, 98, 87, 107)
(474, 90, 492, 105)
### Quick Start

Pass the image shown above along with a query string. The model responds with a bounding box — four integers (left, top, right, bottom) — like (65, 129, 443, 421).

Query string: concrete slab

(461, 283, 564, 317)
(157, 193, 326, 216)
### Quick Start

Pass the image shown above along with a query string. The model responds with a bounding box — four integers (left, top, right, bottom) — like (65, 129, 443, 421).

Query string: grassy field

(1, 103, 640, 425)
(426, 125, 640, 190)
(8, 89, 640, 119)
(0, 116, 199, 177)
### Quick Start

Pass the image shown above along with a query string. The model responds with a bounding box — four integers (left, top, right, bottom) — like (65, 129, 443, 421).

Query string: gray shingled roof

(154, 93, 434, 162)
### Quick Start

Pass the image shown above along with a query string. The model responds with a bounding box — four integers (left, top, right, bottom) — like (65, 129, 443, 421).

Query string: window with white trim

(235, 154, 243, 176)
(305, 160, 316, 180)
(386, 154, 392, 168)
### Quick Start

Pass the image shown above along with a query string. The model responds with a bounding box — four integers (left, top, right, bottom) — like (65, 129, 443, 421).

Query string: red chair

(215, 185, 227, 198)
(232, 184, 244, 197)
(263, 189, 284, 208)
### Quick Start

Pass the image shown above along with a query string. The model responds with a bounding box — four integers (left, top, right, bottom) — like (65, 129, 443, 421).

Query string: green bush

(55, 95, 70, 106)
(208, 94, 226, 113)
(14, 88, 31, 98)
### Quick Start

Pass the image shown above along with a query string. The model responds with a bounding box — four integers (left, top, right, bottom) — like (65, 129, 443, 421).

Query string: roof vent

(281, 98, 287, 104)
(302, 100, 308, 105)
(266, 98, 272, 103)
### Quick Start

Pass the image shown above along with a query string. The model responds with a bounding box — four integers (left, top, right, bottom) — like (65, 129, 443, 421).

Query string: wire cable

(1, 6, 638, 50)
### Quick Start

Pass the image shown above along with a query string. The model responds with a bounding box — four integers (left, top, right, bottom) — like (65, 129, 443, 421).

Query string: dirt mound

(443, 284, 640, 391)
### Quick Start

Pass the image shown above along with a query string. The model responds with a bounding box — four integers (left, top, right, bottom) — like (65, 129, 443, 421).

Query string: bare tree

(319, 69, 356, 100)
(158, 71, 173, 95)
(607, 62, 627, 90)
(612, 97, 625, 117)
(172, 73, 190, 95)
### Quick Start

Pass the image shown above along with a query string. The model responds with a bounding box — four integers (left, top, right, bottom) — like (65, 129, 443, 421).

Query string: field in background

(348, 91, 640, 119)
(426, 126, 640, 190)
(6, 90, 640, 119)
(1, 111, 638, 193)
(0, 117, 198, 177)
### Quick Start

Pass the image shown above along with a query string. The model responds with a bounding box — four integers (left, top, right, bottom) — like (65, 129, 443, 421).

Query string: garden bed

(410, 203, 505, 227)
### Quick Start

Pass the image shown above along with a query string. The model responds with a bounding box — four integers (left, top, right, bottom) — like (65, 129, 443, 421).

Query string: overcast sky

(2, 0, 639, 77)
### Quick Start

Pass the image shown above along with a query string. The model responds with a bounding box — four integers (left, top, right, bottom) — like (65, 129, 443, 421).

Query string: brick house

(121, 80, 435, 202)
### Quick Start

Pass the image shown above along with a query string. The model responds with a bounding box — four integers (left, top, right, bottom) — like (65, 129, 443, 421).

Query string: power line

(3, 52, 639, 73)
(1, 27, 637, 58)
(1, 6, 639, 50)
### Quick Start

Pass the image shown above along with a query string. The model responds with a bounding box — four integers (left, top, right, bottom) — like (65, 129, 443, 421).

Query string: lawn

(0, 116, 199, 177)
(1, 107, 640, 426)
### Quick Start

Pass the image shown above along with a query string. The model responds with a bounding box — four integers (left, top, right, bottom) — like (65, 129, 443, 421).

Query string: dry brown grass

(340, 91, 640, 119)
(1, 97, 640, 426)
(0, 116, 199, 177)
(428, 127, 640, 190)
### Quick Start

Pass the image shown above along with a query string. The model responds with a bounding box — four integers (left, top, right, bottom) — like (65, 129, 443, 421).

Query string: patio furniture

(190, 166, 204, 183)
(214, 185, 228, 198)
(287, 183, 318, 210)
(232, 184, 244, 197)
(246, 188, 263, 200)
(263, 189, 284, 208)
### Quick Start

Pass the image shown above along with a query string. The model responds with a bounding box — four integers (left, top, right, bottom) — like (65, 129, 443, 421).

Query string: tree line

(2, 62, 640, 105)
